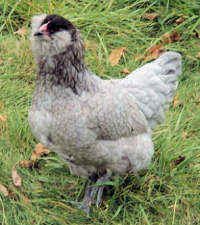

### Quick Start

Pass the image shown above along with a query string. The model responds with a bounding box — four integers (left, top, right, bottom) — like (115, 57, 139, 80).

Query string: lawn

(0, 0, 200, 224)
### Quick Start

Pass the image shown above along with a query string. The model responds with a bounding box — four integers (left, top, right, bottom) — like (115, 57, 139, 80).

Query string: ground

(0, 0, 200, 224)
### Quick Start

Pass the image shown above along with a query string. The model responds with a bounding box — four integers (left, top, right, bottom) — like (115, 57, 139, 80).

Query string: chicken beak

(34, 22, 49, 37)
(34, 31, 43, 36)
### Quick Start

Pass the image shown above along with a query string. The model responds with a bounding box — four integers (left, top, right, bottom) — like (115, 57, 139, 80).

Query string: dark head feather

(41, 14, 76, 39)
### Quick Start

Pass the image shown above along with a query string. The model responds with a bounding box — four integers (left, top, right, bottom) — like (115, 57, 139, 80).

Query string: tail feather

(156, 51, 181, 102)
(156, 51, 181, 86)
(120, 51, 182, 129)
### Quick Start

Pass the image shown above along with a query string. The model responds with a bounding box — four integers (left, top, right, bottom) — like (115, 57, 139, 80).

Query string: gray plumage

(29, 14, 181, 212)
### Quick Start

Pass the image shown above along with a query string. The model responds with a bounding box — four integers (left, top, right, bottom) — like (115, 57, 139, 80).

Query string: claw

(79, 202, 90, 215)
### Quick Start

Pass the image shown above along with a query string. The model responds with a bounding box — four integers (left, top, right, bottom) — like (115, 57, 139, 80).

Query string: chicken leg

(80, 171, 111, 214)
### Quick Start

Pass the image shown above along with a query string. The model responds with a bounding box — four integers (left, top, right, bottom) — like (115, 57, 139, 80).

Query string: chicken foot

(80, 171, 111, 214)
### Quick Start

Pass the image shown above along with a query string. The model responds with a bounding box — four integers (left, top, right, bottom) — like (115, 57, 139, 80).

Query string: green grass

(0, 0, 200, 224)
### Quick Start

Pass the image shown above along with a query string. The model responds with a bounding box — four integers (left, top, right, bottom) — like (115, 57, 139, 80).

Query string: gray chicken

(29, 14, 182, 213)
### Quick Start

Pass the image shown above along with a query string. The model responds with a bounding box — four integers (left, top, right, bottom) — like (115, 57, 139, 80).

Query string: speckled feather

(29, 15, 181, 178)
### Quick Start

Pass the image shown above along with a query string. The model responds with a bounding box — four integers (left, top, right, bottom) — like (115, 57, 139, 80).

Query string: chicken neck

(36, 41, 90, 95)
